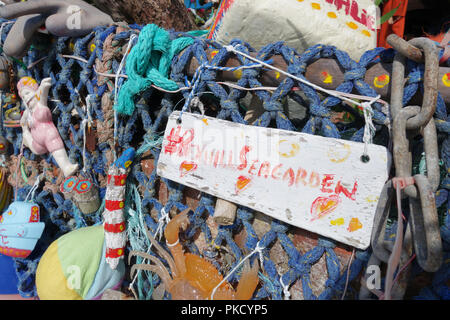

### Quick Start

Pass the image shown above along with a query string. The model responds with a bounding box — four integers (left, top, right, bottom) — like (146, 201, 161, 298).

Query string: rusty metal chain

(366, 35, 443, 300)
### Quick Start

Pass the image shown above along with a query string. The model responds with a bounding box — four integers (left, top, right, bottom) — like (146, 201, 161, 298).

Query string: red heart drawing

(310, 194, 341, 221)
(179, 161, 198, 177)
(236, 175, 251, 194)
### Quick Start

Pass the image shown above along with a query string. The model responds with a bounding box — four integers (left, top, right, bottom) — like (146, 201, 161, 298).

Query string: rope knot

(406, 70, 422, 84)
(221, 99, 239, 111)
(200, 68, 216, 82)
(271, 220, 289, 233)
(317, 238, 336, 249)
(263, 100, 283, 113)
(309, 103, 330, 117)
(344, 67, 366, 81)
(242, 68, 259, 79)
(325, 279, 336, 288)
(287, 63, 307, 75)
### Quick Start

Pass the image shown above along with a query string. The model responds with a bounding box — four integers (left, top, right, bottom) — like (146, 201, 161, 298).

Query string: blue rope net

(0, 20, 448, 300)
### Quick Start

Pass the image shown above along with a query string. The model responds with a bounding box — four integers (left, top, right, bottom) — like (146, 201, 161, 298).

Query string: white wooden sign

(157, 112, 391, 249)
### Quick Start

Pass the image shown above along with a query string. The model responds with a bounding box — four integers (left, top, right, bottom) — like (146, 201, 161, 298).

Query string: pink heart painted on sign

(310, 194, 341, 221)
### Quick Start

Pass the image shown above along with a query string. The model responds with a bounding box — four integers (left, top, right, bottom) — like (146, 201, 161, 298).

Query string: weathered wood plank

(157, 111, 391, 249)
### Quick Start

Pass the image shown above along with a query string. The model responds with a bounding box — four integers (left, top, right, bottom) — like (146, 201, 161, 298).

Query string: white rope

(279, 275, 291, 300)
(223, 45, 384, 110)
(27, 56, 49, 69)
(166, 238, 180, 247)
(156, 207, 171, 241)
(113, 34, 138, 161)
(129, 205, 171, 293)
(210, 241, 265, 300)
(81, 95, 94, 173)
(25, 173, 43, 202)
(61, 53, 390, 121)
(361, 95, 380, 158)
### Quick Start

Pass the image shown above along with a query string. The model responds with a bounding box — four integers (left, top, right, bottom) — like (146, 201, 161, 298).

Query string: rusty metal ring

(392, 106, 420, 198)
(388, 36, 439, 131)
(371, 180, 396, 263)
(408, 174, 443, 273)
(404, 38, 439, 130)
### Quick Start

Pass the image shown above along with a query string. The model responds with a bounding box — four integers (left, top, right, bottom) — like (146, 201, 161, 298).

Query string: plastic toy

(17, 76, 78, 177)
(60, 175, 100, 215)
(35, 225, 125, 300)
(0, 0, 114, 58)
(130, 209, 260, 300)
(0, 167, 12, 212)
(103, 148, 136, 270)
(0, 201, 45, 258)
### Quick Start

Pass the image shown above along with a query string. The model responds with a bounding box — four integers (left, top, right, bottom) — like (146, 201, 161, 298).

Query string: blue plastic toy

(0, 201, 45, 258)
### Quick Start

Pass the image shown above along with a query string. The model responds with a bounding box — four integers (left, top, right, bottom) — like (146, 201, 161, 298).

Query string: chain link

(369, 35, 443, 299)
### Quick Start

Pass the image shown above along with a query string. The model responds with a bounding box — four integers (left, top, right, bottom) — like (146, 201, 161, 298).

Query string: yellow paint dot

(124, 160, 132, 168)
(328, 143, 351, 163)
(365, 196, 379, 203)
(327, 12, 337, 18)
(278, 140, 300, 158)
(90, 43, 96, 53)
(311, 3, 321, 10)
(362, 30, 371, 37)
(374, 74, 390, 89)
(275, 72, 281, 80)
(347, 22, 358, 30)
(7, 211, 12, 215)
(331, 218, 345, 226)
(233, 69, 243, 80)
(119, 225, 124, 231)
(442, 73, 450, 87)
(117, 249, 123, 256)
(297, 0, 304, 2)
(119, 201, 124, 209)
(202, 118, 209, 125)
(121, 179, 126, 185)
(348, 218, 363, 232)
(322, 71, 333, 84)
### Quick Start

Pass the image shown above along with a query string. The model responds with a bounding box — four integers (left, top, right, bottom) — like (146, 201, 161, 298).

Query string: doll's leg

(51, 148, 78, 177)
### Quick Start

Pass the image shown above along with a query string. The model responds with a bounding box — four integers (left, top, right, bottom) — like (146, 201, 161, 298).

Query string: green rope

(114, 24, 195, 116)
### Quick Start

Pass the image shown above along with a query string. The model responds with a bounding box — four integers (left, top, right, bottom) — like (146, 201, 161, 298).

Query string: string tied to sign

(361, 95, 381, 162)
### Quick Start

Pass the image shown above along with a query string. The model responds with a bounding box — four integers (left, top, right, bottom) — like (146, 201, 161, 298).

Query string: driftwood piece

(214, 198, 237, 226)
(91, 0, 197, 32)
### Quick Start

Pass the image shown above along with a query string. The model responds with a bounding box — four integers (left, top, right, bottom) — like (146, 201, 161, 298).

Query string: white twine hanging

(279, 275, 291, 300)
(81, 94, 94, 173)
(25, 173, 43, 203)
(361, 95, 380, 159)
(209, 241, 265, 300)
(113, 34, 138, 161)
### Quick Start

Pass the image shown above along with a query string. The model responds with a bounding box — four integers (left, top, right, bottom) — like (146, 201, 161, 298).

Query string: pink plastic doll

(18, 77, 78, 177)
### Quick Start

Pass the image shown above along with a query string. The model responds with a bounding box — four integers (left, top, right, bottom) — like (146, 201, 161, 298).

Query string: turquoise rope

(114, 24, 195, 116)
